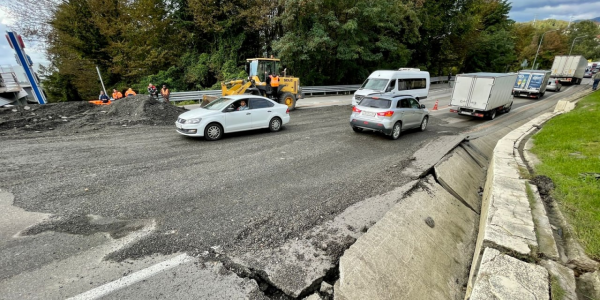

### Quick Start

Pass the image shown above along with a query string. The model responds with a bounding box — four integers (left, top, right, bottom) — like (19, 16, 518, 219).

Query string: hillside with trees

(2, 0, 600, 102)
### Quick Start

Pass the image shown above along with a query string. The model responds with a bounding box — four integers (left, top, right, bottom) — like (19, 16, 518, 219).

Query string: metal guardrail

(166, 76, 455, 102)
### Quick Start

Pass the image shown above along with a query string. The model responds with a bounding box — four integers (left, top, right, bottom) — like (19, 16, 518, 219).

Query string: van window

(398, 78, 427, 90)
(361, 78, 389, 91)
(386, 79, 396, 92)
(359, 97, 391, 109)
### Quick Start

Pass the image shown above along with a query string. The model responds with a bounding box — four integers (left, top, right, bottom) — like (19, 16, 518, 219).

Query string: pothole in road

(20, 214, 147, 239)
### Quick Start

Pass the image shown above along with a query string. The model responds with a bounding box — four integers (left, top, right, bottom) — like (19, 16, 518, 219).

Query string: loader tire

(279, 92, 296, 110)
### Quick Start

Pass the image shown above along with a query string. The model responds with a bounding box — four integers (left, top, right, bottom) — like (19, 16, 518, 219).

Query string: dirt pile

(0, 95, 185, 134)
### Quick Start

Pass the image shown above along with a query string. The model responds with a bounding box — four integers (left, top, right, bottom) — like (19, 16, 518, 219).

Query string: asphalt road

(0, 79, 592, 299)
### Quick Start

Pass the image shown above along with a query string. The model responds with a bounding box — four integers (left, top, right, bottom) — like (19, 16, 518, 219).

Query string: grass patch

(519, 165, 532, 179)
(550, 274, 567, 300)
(175, 100, 199, 106)
(531, 92, 600, 260)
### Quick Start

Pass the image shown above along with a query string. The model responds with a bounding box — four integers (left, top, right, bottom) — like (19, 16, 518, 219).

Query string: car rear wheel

(419, 116, 428, 131)
(204, 123, 223, 141)
(269, 117, 282, 132)
(389, 122, 402, 140)
(352, 126, 363, 133)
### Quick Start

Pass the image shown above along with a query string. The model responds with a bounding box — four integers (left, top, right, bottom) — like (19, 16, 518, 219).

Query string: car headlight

(188, 118, 202, 124)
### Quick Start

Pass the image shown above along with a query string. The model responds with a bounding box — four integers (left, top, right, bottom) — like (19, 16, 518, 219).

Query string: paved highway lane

(0, 79, 592, 298)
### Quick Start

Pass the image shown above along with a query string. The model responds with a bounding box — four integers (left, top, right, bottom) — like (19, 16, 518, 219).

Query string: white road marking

(67, 254, 193, 300)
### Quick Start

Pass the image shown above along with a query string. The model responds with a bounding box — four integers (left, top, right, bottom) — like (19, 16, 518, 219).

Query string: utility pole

(96, 66, 107, 96)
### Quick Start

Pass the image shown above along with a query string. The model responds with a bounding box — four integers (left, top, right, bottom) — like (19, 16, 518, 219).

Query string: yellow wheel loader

(202, 58, 303, 110)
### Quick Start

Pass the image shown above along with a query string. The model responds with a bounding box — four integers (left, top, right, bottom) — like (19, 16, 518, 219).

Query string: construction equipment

(202, 58, 303, 110)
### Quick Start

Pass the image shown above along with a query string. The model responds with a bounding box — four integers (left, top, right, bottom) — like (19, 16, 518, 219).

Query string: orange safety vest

(269, 75, 279, 87)
(125, 89, 136, 96)
(112, 91, 123, 99)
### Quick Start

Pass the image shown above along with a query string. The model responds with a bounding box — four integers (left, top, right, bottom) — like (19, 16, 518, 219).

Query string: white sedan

(175, 95, 290, 140)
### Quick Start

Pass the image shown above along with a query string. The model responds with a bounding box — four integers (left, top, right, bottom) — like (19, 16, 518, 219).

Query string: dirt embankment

(0, 95, 185, 136)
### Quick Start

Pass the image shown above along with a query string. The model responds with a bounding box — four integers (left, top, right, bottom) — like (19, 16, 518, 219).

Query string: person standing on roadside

(148, 83, 158, 99)
(593, 72, 600, 91)
(112, 89, 123, 100)
(160, 85, 170, 103)
(125, 88, 136, 97)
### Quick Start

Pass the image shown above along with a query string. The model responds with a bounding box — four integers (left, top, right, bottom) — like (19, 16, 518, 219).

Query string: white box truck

(550, 55, 587, 84)
(449, 73, 517, 120)
(512, 70, 551, 99)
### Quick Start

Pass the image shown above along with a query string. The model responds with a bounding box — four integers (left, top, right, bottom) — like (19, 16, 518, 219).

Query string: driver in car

(237, 100, 249, 111)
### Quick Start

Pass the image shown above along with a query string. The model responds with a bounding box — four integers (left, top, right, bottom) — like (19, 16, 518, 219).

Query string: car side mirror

(420, 104, 426, 109)
(225, 107, 235, 112)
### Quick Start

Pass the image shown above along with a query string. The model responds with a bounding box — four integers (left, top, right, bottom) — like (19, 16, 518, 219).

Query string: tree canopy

(2, 0, 599, 101)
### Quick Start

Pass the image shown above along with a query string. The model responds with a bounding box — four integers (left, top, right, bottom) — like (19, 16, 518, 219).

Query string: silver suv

(350, 94, 430, 140)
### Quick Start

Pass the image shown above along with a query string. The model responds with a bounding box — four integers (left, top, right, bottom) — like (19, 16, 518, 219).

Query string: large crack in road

(0, 82, 591, 299)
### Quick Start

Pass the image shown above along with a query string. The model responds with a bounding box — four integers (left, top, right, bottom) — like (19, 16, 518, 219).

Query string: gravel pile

(0, 95, 185, 134)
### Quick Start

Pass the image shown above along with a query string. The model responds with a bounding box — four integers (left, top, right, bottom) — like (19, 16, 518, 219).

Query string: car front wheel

(389, 122, 402, 140)
(419, 117, 428, 131)
(204, 123, 223, 141)
(269, 117, 282, 132)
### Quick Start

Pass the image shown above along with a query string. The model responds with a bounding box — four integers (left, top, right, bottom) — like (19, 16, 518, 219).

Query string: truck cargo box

(513, 70, 551, 99)
(550, 55, 587, 84)
(450, 72, 517, 119)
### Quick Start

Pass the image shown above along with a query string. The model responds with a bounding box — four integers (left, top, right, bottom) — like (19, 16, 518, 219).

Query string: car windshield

(203, 98, 233, 110)
(359, 97, 391, 109)
(360, 78, 389, 91)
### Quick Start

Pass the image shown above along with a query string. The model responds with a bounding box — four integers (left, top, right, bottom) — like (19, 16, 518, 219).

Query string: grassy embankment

(532, 91, 600, 260)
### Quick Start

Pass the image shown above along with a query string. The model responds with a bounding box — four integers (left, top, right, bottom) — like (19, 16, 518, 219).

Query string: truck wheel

(504, 102, 512, 113)
(279, 92, 296, 110)
(488, 110, 497, 120)
(576, 78, 581, 85)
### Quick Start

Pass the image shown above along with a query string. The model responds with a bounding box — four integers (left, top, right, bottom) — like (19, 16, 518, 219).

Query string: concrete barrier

(335, 176, 478, 300)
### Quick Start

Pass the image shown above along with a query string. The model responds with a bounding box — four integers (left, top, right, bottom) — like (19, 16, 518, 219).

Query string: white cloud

(0, 7, 16, 25)
(509, 0, 600, 22)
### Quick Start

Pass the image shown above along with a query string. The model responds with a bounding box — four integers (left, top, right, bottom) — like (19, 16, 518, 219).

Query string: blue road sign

(6, 31, 47, 104)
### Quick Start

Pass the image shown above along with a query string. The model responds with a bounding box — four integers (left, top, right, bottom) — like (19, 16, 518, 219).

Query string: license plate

(362, 111, 375, 117)
(459, 111, 472, 115)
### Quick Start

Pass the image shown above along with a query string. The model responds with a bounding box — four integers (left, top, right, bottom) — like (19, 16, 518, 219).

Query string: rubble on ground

(0, 95, 185, 135)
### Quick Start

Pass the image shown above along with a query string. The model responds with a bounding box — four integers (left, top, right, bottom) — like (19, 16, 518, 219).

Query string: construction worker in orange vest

(269, 72, 280, 94)
(125, 88, 137, 97)
(112, 89, 123, 100)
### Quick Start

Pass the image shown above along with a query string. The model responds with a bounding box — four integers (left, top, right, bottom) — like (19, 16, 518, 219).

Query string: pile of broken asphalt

(0, 95, 186, 136)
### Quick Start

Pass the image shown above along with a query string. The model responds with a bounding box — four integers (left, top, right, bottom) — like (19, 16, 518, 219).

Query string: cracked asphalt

(0, 82, 590, 299)
(0, 105, 456, 261)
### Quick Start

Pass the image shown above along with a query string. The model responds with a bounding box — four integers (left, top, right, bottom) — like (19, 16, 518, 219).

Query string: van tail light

(377, 111, 394, 117)
(286, 108, 289, 114)
(555, 80, 559, 84)
(352, 106, 362, 113)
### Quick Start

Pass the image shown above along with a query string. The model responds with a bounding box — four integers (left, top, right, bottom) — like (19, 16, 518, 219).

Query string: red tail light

(555, 80, 558, 84)
(286, 108, 289, 114)
(377, 111, 394, 117)
(352, 106, 362, 113)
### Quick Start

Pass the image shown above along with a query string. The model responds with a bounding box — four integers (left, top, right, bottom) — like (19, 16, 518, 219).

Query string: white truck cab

(352, 69, 430, 106)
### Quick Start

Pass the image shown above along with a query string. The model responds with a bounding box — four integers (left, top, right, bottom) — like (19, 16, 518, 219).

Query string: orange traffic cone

(432, 99, 439, 111)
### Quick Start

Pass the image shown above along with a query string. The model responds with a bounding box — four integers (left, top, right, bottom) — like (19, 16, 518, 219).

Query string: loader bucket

(201, 95, 219, 107)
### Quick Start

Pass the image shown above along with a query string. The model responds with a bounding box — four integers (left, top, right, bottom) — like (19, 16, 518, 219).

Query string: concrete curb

(465, 88, 594, 299)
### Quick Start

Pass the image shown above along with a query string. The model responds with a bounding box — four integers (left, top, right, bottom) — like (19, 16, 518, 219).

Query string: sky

(508, 0, 600, 22)
(0, 1, 598, 71)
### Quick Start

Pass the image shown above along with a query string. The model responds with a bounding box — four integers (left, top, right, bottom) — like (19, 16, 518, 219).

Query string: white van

(352, 69, 430, 106)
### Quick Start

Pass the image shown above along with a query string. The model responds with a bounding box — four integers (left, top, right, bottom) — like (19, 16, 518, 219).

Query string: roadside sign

(5, 31, 47, 105)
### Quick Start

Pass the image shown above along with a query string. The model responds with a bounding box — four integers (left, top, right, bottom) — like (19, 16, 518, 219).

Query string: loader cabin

(246, 58, 282, 82)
